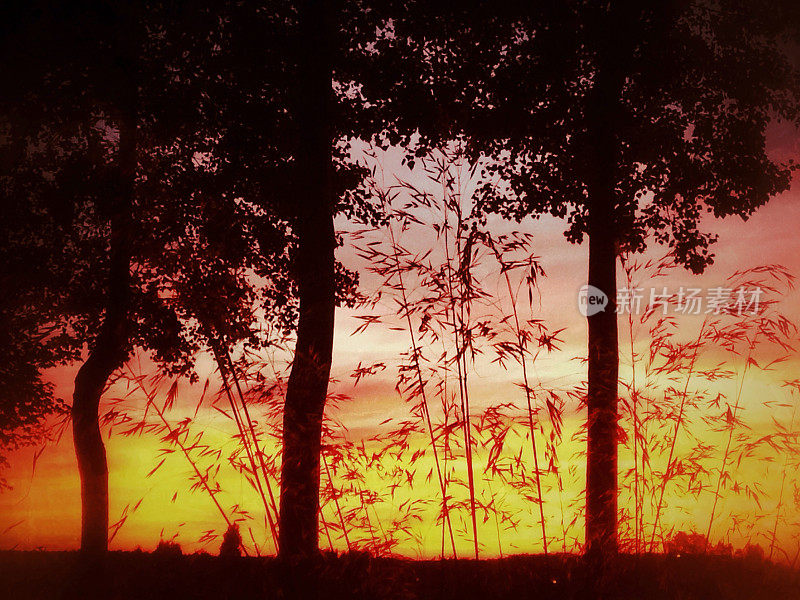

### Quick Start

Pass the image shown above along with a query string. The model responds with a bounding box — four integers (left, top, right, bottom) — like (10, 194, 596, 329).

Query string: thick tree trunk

(278, 0, 335, 561)
(73, 83, 136, 557)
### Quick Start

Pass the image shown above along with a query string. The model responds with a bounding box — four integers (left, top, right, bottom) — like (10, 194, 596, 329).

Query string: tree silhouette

(1, 2, 136, 556)
(350, 0, 798, 560)
(0, 1, 279, 558)
(470, 0, 798, 559)
(190, 0, 421, 560)
(276, 0, 340, 560)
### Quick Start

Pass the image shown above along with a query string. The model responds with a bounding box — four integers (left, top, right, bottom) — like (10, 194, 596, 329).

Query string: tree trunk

(584, 176, 619, 559)
(72, 77, 136, 558)
(584, 8, 625, 561)
(73, 340, 122, 556)
(278, 0, 335, 561)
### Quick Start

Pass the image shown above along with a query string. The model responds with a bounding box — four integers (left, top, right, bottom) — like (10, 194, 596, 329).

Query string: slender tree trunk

(278, 0, 335, 561)
(73, 361, 111, 556)
(73, 70, 136, 558)
(584, 12, 624, 561)
(582, 0, 676, 562)
(584, 174, 619, 559)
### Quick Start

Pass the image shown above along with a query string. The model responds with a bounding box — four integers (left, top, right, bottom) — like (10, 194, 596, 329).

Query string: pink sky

(2, 124, 800, 558)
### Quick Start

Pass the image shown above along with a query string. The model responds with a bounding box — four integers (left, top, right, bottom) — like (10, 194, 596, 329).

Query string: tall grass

(351, 145, 566, 556)
(88, 149, 800, 562)
(614, 259, 797, 553)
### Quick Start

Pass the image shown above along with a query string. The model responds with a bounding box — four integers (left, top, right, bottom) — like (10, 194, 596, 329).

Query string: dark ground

(1, 550, 799, 600)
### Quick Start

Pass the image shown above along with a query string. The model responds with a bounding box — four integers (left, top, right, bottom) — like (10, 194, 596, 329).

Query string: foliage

(220, 524, 243, 558)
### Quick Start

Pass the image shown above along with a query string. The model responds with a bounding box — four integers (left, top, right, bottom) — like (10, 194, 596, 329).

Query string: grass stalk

(322, 451, 352, 551)
(211, 344, 279, 552)
(220, 347, 281, 546)
(705, 334, 758, 547)
(381, 185, 458, 557)
(124, 364, 245, 555)
(487, 237, 547, 554)
(440, 173, 480, 559)
(649, 320, 707, 551)
(768, 402, 796, 561)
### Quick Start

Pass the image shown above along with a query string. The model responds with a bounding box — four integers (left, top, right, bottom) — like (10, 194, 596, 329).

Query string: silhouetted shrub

(219, 524, 242, 557)
(736, 543, 765, 563)
(665, 531, 706, 555)
(154, 540, 182, 557)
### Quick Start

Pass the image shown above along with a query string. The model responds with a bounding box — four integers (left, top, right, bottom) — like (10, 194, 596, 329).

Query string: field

(2, 550, 800, 600)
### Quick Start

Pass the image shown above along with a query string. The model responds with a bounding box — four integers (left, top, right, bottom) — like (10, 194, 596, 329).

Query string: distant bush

(220, 524, 242, 558)
(665, 532, 754, 558)
(735, 543, 765, 563)
(665, 532, 706, 555)
(154, 540, 183, 557)
(711, 541, 734, 557)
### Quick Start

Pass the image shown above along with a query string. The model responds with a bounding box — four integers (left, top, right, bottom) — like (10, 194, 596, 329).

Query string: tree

(0, 3, 135, 556)
(0, 0, 287, 559)
(470, 0, 798, 558)
(348, 0, 799, 560)
(189, 0, 397, 560)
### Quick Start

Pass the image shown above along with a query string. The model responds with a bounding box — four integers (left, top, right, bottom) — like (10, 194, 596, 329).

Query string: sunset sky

(3, 124, 800, 561)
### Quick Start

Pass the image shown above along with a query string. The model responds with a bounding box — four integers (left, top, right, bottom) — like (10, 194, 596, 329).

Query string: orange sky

(3, 127, 800, 560)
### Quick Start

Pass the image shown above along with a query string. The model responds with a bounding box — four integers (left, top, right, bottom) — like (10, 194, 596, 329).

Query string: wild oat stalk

(435, 151, 480, 559)
(322, 451, 352, 551)
(211, 342, 280, 551)
(122, 363, 246, 554)
(768, 385, 798, 561)
(702, 268, 794, 547)
(369, 150, 458, 557)
(486, 235, 548, 554)
(648, 318, 707, 551)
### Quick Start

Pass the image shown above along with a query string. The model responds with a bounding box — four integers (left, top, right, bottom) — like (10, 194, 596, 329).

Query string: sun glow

(3, 159, 800, 563)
